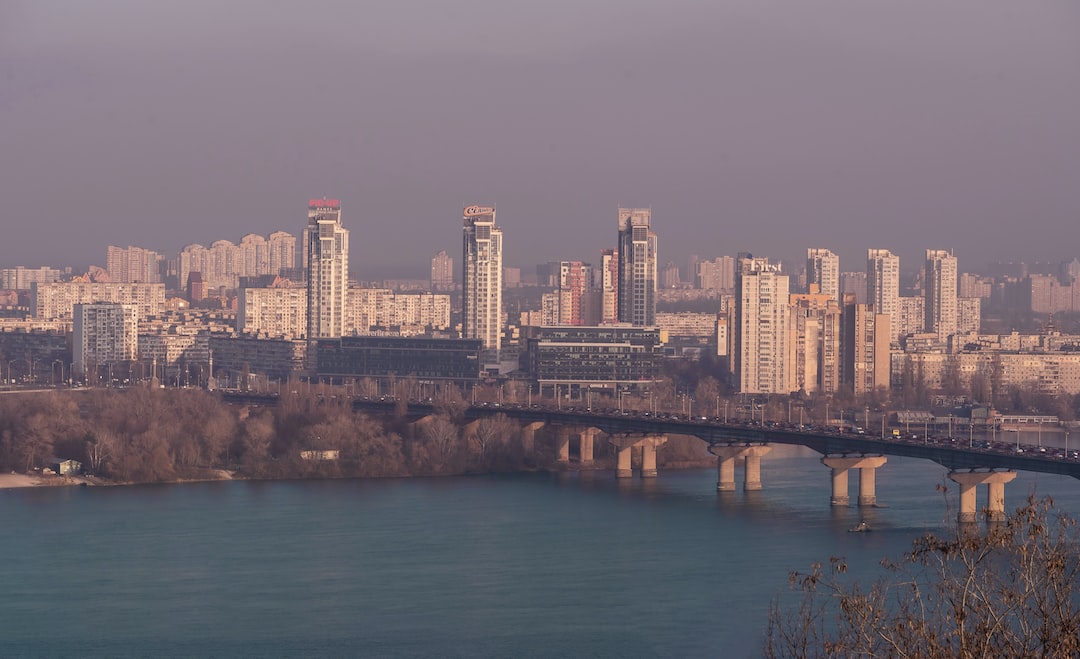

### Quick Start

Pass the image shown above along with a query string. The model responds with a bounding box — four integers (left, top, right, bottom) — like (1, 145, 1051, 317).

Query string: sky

(2, 0, 1078, 278)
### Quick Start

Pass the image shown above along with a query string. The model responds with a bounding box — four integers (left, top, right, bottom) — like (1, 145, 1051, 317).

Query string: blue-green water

(3, 449, 1080, 658)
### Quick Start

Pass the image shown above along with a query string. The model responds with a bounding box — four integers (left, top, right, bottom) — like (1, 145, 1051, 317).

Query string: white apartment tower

(600, 249, 619, 324)
(72, 303, 138, 376)
(867, 248, 900, 337)
(431, 250, 454, 290)
(267, 231, 297, 275)
(106, 245, 162, 284)
(806, 248, 839, 300)
(925, 249, 958, 341)
(306, 198, 349, 340)
(734, 257, 791, 394)
(616, 208, 657, 326)
(462, 205, 503, 354)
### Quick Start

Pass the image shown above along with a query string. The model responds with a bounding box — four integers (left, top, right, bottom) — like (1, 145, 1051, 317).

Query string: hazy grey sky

(2, 0, 1078, 277)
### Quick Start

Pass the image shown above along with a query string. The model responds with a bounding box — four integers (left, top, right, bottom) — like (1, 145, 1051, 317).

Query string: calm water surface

(3, 448, 1080, 658)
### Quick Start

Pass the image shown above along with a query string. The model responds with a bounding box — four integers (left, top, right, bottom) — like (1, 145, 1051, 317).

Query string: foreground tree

(765, 496, 1080, 658)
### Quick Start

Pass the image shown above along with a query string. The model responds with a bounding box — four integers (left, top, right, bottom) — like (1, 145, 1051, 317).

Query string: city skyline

(2, 1, 1078, 273)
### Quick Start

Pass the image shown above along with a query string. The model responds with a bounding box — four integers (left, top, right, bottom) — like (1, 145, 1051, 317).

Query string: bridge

(227, 391, 1080, 523)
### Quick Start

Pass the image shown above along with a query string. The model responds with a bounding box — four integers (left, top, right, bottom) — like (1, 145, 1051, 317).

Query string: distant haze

(2, 0, 1078, 276)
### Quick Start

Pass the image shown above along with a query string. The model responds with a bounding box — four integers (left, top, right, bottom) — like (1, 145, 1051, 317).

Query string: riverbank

(0, 472, 98, 489)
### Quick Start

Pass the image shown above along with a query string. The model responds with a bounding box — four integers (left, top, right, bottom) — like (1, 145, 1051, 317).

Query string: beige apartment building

(33, 281, 165, 321)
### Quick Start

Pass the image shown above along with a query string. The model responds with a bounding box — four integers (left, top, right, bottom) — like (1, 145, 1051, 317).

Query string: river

(3, 447, 1079, 657)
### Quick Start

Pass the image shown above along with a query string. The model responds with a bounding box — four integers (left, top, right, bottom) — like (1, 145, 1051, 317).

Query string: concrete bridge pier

(520, 422, 544, 455)
(712, 447, 738, 491)
(610, 434, 667, 478)
(710, 445, 772, 491)
(556, 428, 572, 464)
(821, 456, 888, 506)
(948, 471, 1018, 523)
(615, 444, 633, 478)
(743, 446, 770, 490)
(639, 435, 666, 478)
(579, 428, 599, 466)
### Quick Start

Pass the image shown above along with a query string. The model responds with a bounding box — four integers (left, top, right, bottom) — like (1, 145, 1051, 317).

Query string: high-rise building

(462, 205, 503, 354)
(268, 231, 297, 276)
(599, 249, 619, 324)
(697, 256, 736, 292)
(661, 261, 681, 289)
(306, 198, 349, 341)
(616, 208, 657, 326)
(867, 248, 900, 337)
(431, 250, 454, 291)
(0, 266, 63, 290)
(789, 289, 841, 394)
(239, 234, 270, 279)
(806, 248, 839, 300)
(208, 239, 240, 290)
(734, 257, 791, 394)
(348, 288, 451, 335)
(841, 294, 891, 395)
(957, 297, 981, 334)
(556, 261, 596, 326)
(237, 286, 307, 338)
(106, 245, 162, 284)
(33, 281, 165, 321)
(925, 249, 958, 341)
(839, 271, 868, 304)
(72, 302, 138, 376)
(179, 243, 209, 295)
(896, 296, 925, 338)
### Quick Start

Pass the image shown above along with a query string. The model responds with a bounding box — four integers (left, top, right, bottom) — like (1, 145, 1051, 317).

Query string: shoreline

(0, 459, 727, 491)
(0, 473, 98, 490)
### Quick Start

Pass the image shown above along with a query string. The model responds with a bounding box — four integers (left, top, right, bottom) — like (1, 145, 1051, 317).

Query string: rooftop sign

(463, 205, 494, 217)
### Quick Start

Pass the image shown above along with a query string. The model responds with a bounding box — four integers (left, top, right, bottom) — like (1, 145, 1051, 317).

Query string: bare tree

(420, 414, 462, 473)
(765, 495, 1080, 658)
(434, 384, 468, 424)
(472, 413, 517, 465)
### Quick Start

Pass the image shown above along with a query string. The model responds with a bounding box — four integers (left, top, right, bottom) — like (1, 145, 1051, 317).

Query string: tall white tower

(735, 257, 791, 394)
(867, 248, 900, 338)
(806, 248, 839, 300)
(462, 205, 503, 355)
(306, 198, 349, 340)
(616, 208, 657, 326)
(925, 249, 958, 341)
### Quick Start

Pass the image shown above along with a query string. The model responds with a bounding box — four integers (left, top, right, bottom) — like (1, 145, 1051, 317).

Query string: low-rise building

(522, 325, 663, 395)
(314, 335, 481, 384)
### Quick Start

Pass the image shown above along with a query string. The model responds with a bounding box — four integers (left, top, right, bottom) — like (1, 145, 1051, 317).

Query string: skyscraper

(268, 231, 297, 276)
(462, 205, 503, 354)
(867, 248, 900, 338)
(734, 257, 791, 394)
(431, 250, 454, 291)
(306, 198, 349, 341)
(106, 245, 163, 284)
(616, 208, 657, 326)
(558, 261, 593, 325)
(806, 248, 839, 300)
(599, 249, 619, 324)
(925, 249, 958, 341)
